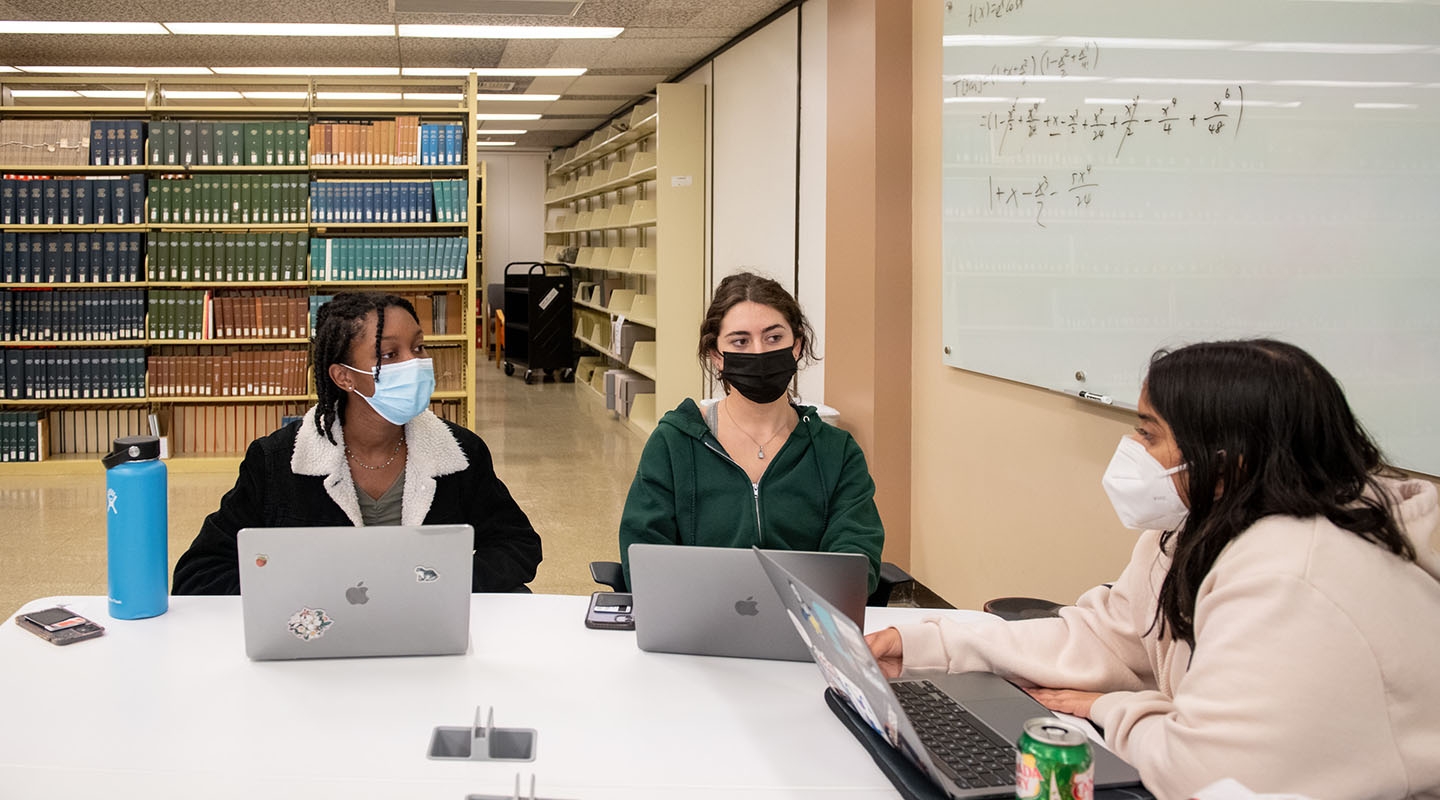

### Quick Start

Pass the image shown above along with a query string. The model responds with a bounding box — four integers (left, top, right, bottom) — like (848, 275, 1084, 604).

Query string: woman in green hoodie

(617, 272, 885, 593)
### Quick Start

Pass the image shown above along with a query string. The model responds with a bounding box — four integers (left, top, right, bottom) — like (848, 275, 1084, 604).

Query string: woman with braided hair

(174, 292, 541, 594)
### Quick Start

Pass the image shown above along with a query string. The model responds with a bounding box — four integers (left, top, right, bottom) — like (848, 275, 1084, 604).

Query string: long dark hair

(1147, 339, 1415, 646)
(698, 271, 819, 385)
(311, 292, 419, 444)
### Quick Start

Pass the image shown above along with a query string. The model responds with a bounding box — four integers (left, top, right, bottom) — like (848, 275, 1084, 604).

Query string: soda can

(1015, 717, 1094, 800)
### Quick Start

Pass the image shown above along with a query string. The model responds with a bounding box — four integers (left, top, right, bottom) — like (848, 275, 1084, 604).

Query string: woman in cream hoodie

(868, 339, 1440, 800)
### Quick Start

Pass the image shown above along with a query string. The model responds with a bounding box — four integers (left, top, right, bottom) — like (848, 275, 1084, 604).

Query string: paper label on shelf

(671, 175, 693, 187)
(538, 287, 559, 311)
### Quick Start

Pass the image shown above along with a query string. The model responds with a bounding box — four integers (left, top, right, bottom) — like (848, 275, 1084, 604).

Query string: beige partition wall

(653, 83, 707, 415)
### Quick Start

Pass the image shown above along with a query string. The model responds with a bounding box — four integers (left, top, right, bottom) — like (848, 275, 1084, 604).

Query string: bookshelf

(0, 76, 485, 470)
(543, 83, 704, 436)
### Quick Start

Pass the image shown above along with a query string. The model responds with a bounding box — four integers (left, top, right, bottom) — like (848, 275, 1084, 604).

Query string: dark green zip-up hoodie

(618, 398, 885, 594)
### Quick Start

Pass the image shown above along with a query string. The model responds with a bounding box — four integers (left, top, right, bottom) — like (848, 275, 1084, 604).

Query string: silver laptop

(238, 524, 474, 661)
(629, 544, 868, 661)
(755, 548, 1144, 798)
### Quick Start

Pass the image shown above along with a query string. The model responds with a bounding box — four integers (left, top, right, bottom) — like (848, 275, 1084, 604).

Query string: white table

(1, 594, 990, 800)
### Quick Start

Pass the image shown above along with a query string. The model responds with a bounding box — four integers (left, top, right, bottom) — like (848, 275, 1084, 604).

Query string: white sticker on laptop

(287, 607, 334, 641)
(415, 566, 439, 582)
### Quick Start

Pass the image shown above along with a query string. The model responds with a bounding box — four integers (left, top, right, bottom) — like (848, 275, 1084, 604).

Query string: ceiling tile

(565, 73, 666, 95)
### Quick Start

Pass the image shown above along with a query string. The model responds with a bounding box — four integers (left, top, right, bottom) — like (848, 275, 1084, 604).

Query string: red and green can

(1015, 717, 1094, 800)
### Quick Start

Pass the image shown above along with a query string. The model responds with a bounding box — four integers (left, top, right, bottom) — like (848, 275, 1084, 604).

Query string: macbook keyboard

(891, 680, 1016, 789)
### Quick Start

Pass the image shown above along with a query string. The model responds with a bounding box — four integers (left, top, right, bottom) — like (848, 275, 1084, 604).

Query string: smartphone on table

(15, 607, 106, 645)
(584, 592, 634, 630)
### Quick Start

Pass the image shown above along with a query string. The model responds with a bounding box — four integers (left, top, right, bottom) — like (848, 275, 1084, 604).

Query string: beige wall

(824, 0, 914, 567)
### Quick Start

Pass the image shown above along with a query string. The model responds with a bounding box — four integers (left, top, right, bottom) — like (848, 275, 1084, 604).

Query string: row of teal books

(308, 179, 467, 224)
(147, 231, 311, 283)
(309, 237, 469, 282)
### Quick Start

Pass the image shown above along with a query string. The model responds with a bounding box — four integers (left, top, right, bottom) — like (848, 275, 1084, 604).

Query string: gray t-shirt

(356, 470, 405, 527)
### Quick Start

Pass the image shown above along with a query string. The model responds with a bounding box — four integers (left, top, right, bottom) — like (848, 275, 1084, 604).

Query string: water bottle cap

(102, 435, 161, 469)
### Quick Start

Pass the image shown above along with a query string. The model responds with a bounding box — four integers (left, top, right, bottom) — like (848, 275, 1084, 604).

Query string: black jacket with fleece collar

(172, 407, 541, 595)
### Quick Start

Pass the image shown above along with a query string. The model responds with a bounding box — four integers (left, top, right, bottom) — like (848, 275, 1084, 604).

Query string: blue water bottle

(103, 435, 168, 620)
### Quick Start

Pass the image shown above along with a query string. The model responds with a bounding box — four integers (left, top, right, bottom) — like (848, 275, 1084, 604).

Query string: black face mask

(721, 348, 797, 404)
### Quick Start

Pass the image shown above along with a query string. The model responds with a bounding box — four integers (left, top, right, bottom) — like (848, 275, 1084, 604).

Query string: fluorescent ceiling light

(477, 129, 527, 135)
(0, 67, 19, 73)
(1355, 102, 1418, 109)
(77, 90, 147, 99)
(943, 97, 1046, 104)
(475, 141, 517, 146)
(402, 67, 586, 77)
(398, 24, 622, 39)
(1, 20, 168, 34)
(164, 22, 393, 37)
(18, 65, 212, 75)
(212, 66, 399, 76)
(162, 90, 243, 99)
(402, 92, 464, 101)
(1239, 42, 1426, 54)
(316, 91, 403, 100)
(475, 93, 559, 102)
(241, 91, 309, 100)
(476, 113, 542, 120)
(10, 89, 82, 98)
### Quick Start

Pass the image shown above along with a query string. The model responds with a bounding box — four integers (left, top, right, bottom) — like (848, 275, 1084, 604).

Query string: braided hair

(311, 292, 420, 444)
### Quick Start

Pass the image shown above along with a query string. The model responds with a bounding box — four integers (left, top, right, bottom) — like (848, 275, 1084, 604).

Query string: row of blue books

(1, 289, 147, 343)
(2, 232, 145, 284)
(90, 121, 147, 167)
(1, 175, 147, 226)
(2, 348, 148, 401)
(309, 237, 469, 281)
(309, 180, 466, 224)
(420, 124, 466, 166)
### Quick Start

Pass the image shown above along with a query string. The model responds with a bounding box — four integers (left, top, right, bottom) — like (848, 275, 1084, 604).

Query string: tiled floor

(0, 364, 647, 620)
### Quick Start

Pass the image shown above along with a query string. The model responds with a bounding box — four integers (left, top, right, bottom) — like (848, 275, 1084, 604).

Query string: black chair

(980, 596, 1064, 621)
(589, 559, 915, 608)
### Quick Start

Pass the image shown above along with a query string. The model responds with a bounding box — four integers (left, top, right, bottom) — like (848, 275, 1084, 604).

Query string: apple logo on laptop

(345, 582, 369, 605)
(734, 596, 760, 616)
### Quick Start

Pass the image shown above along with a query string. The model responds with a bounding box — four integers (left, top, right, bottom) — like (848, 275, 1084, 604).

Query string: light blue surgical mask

(340, 358, 435, 426)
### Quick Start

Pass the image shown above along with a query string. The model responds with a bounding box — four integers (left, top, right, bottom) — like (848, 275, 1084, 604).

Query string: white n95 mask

(1101, 436, 1190, 531)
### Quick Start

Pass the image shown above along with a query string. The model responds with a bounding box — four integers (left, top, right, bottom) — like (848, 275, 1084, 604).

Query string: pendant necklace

(346, 437, 404, 471)
(723, 399, 786, 460)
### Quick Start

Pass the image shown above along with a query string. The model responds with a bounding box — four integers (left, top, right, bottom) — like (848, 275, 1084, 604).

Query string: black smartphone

(584, 591, 634, 630)
(15, 607, 106, 646)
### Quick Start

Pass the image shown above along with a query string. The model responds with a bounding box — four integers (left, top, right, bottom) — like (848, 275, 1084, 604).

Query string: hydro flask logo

(107, 489, 118, 514)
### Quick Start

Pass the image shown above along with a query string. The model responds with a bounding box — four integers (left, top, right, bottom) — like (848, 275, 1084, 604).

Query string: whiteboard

(940, 0, 1440, 474)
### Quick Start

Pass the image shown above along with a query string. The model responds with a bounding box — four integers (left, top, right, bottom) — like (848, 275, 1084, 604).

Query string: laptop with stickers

(238, 524, 473, 660)
(629, 544, 868, 661)
(753, 548, 1144, 798)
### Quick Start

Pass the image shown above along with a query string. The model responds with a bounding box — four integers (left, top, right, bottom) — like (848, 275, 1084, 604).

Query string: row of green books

(3, 348, 147, 401)
(309, 237, 469, 282)
(149, 120, 309, 168)
(148, 175, 309, 225)
(0, 411, 45, 461)
(147, 231, 311, 283)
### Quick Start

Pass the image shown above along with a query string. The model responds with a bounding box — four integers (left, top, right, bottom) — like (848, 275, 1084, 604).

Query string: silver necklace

(723, 400, 787, 460)
(346, 438, 403, 471)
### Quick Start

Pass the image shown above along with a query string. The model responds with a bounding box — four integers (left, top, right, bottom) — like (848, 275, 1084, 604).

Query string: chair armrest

(589, 561, 627, 592)
(867, 561, 915, 607)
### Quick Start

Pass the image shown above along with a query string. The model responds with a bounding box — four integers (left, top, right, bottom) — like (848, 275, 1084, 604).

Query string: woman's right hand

(865, 627, 904, 678)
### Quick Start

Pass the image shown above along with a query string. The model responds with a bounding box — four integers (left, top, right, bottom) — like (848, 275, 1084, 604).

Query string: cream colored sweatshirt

(896, 478, 1440, 800)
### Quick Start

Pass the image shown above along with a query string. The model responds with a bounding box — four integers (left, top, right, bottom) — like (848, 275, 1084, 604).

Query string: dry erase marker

(1077, 391, 1113, 405)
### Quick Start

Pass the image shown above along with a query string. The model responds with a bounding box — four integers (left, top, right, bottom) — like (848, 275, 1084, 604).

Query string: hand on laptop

(1024, 687, 1101, 719)
(865, 627, 905, 678)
